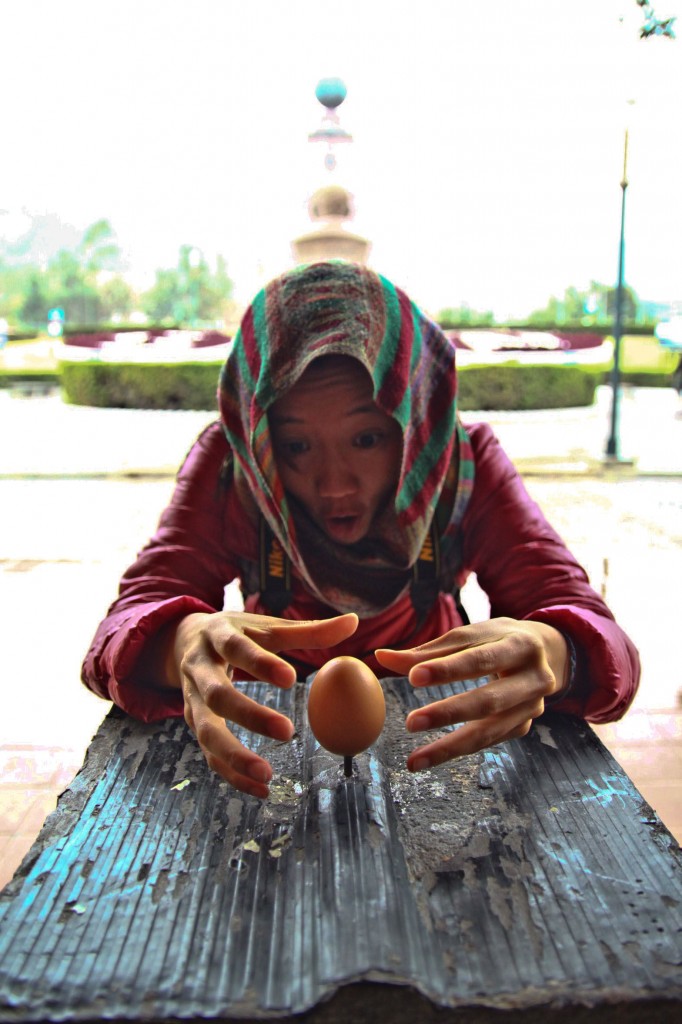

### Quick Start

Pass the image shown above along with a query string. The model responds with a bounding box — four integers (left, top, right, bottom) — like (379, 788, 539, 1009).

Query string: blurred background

(0, 0, 680, 327)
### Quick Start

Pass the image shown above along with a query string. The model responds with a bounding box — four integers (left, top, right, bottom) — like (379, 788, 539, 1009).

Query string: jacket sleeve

(461, 422, 640, 723)
(81, 422, 242, 722)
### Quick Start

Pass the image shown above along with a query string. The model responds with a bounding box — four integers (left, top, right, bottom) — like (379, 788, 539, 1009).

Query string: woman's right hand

(159, 610, 358, 799)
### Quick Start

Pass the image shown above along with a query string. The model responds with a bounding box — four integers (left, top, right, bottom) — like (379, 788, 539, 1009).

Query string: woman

(82, 261, 640, 798)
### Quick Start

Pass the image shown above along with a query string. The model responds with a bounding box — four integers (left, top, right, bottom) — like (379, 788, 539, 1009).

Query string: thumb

(246, 613, 359, 653)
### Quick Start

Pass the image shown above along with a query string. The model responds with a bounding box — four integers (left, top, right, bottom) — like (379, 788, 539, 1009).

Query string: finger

(209, 614, 359, 687)
(245, 613, 359, 653)
(407, 699, 541, 772)
(205, 747, 272, 799)
(205, 754, 271, 800)
(200, 630, 297, 689)
(376, 621, 514, 670)
(185, 684, 275, 798)
(406, 675, 548, 732)
(408, 631, 551, 689)
(208, 683, 294, 741)
(184, 659, 294, 740)
(376, 633, 508, 683)
(184, 622, 292, 688)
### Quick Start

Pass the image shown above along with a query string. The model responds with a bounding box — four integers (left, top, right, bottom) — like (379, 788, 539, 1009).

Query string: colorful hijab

(219, 261, 473, 615)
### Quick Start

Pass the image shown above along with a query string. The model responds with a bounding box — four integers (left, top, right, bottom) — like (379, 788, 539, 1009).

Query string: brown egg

(307, 656, 386, 756)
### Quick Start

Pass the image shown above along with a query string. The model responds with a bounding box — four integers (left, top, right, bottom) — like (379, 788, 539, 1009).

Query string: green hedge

(437, 320, 659, 335)
(0, 368, 60, 391)
(457, 363, 602, 410)
(0, 368, 59, 384)
(60, 361, 222, 410)
(58, 359, 609, 411)
(61, 322, 181, 336)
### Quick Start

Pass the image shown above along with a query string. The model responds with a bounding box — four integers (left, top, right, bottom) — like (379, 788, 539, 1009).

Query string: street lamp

(605, 125, 630, 460)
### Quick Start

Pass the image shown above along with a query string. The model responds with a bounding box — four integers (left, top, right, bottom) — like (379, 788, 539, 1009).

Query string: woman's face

(268, 357, 403, 545)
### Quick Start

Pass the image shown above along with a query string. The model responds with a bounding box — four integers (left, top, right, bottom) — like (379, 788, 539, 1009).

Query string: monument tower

(291, 77, 371, 265)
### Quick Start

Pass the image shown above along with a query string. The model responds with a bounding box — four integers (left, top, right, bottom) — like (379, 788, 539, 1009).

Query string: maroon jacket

(82, 420, 640, 724)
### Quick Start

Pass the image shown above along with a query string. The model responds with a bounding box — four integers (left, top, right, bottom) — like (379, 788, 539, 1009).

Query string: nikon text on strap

(259, 518, 292, 614)
(258, 514, 468, 623)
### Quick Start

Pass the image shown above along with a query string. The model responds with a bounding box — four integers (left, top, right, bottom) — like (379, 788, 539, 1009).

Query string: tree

(37, 221, 126, 325)
(18, 271, 49, 325)
(1, 220, 126, 327)
(47, 250, 105, 324)
(78, 219, 122, 275)
(140, 268, 182, 323)
(437, 304, 495, 328)
(0, 263, 38, 323)
(604, 285, 639, 322)
(527, 296, 564, 326)
(1, 217, 234, 330)
(141, 246, 233, 325)
(526, 281, 641, 327)
(100, 276, 136, 320)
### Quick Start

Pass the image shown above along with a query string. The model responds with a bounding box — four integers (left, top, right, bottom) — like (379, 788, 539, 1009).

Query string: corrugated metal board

(0, 677, 680, 1022)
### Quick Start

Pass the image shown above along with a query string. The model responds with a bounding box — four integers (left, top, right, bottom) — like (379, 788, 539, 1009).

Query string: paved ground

(1, 384, 680, 890)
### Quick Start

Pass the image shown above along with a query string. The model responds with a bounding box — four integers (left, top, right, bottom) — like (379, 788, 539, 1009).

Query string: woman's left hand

(375, 617, 568, 773)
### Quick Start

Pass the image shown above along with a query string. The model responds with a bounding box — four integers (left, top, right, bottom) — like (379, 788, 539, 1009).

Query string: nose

(315, 454, 358, 498)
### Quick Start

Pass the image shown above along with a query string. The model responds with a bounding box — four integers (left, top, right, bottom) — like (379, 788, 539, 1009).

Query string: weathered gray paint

(1, 677, 680, 1022)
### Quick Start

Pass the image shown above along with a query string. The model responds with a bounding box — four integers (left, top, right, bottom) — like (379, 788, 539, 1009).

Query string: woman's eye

(281, 439, 309, 457)
(354, 431, 382, 450)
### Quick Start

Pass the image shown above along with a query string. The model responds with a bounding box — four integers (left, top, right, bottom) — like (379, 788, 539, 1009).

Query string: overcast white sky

(1, 0, 680, 317)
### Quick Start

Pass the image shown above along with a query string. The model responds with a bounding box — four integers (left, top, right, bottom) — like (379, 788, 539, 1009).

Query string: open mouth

(324, 514, 363, 541)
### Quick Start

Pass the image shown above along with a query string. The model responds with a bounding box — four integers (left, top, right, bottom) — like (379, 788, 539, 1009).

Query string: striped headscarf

(219, 261, 472, 614)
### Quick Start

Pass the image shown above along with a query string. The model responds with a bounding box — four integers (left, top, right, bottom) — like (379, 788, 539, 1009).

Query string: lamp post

(605, 127, 630, 459)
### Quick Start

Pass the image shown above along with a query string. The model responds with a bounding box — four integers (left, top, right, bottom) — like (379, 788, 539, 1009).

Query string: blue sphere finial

(315, 77, 347, 110)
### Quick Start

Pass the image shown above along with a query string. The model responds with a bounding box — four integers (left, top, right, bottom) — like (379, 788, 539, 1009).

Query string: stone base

(292, 221, 371, 265)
